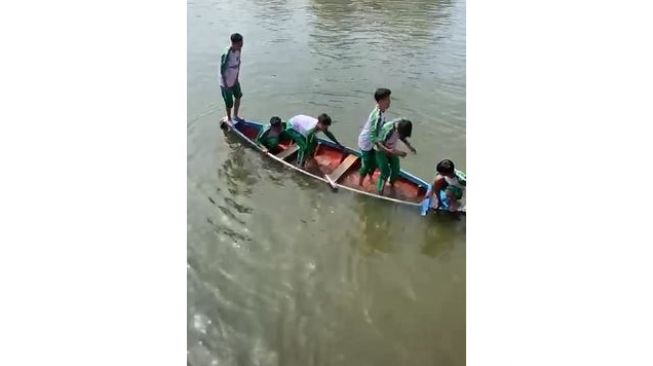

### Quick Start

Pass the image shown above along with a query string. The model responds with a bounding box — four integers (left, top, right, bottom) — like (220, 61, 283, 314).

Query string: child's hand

(260, 147, 269, 155)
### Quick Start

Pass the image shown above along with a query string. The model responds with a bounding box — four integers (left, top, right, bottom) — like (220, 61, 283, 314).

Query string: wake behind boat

(225, 119, 465, 215)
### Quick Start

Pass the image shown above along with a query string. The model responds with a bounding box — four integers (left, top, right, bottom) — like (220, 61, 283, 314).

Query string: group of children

(218, 33, 465, 212)
(250, 88, 465, 212)
(355, 88, 416, 195)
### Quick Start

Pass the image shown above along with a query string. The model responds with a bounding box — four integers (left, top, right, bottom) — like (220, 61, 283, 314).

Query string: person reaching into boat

(429, 159, 466, 212)
(285, 113, 345, 168)
(256, 116, 288, 154)
(374, 119, 415, 195)
(219, 33, 244, 130)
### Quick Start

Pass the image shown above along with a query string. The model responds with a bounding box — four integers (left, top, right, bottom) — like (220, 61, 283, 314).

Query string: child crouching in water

(431, 159, 466, 212)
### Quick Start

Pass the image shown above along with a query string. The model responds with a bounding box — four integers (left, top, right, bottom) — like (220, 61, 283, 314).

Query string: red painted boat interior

(240, 125, 259, 140)
(236, 123, 427, 203)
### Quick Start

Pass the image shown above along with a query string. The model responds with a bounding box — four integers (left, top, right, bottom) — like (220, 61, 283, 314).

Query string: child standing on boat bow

(219, 33, 244, 129)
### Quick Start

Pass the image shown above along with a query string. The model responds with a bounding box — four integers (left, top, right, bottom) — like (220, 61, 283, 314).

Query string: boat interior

(235, 122, 428, 203)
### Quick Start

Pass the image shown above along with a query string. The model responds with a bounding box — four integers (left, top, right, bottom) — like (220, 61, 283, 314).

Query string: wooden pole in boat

(324, 173, 338, 191)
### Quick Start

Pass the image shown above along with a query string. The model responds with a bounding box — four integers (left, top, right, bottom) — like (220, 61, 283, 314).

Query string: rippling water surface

(188, 0, 466, 364)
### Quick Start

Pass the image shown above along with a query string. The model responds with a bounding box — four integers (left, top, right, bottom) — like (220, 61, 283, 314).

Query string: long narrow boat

(226, 119, 465, 214)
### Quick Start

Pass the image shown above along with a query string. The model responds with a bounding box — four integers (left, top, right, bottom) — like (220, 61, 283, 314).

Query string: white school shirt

(287, 115, 318, 137)
(357, 106, 386, 151)
(219, 49, 240, 88)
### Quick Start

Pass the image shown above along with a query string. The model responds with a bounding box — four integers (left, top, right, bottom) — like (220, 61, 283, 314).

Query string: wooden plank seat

(327, 154, 359, 183)
(275, 144, 300, 160)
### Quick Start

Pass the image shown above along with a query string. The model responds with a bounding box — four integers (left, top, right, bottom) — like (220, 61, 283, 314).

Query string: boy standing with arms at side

(219, 33, 244, 129)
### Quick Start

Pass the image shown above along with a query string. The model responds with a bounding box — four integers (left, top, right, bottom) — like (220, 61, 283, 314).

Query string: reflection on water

(218, 148, 257, 197)
(189, 0, 466, 365)
(421, 214, 465, 258)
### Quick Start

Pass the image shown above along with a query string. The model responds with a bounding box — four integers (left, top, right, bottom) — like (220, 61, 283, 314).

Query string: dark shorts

(221, 82, 243, 109)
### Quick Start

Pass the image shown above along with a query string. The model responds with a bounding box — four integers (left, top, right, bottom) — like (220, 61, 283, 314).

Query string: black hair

(396, 119, 412, 138)
(374, 88, 391, 102)
(436, 159, 455, 175)
(230, 33, 243, 43)
(269, 116, 282, 125)
(317, 113, 332, 126)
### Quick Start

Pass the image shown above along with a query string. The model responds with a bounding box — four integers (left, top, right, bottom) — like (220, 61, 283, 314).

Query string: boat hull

(225, 119, 465, 214)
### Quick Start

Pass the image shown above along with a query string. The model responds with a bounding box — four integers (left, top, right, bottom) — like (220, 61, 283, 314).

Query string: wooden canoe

(225, 119, 465, 214)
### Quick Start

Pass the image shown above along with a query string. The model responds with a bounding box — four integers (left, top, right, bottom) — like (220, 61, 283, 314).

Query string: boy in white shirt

(285, 113, 344, 167)
(219, 33, 244, 129)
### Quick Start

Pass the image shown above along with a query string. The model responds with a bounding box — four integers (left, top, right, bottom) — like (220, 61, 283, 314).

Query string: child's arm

(323, 130, 345, 150)
(433, 175, 447, 193)
(400, 137, 417, 154)
(255, 127, 270, 145)
(220, 51, 228, 87)
(374, 141, 407, 157)
(370, 112, 384, 141)
(254, 129, 269, 153)
(430, 175, 447, 207)
(375, 141, 391, 154)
